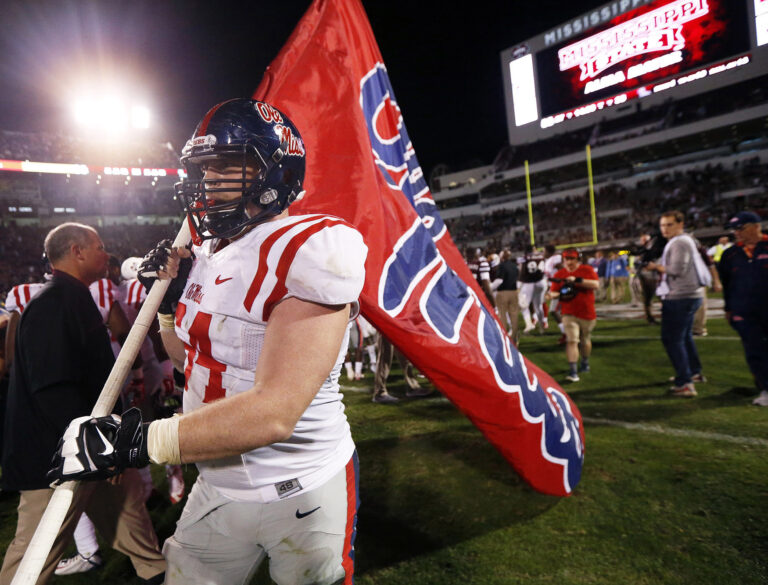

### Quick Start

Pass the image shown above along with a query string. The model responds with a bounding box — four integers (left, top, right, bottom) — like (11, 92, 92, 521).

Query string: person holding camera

(630, 232, 666, 324)
(548, 248, 599, 382)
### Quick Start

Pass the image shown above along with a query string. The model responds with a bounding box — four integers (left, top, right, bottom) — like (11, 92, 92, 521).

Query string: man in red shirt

(548, 248, 599, 382)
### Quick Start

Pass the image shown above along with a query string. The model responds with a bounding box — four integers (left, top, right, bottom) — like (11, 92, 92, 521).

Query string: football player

(50, 99, 367, 585)
(466, 247, 495, 307)
(517, 245, 547, 333)
(543, 244, 566, 343)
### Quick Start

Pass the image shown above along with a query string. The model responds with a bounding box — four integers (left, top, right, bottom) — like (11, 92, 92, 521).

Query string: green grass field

(1, 315, 766, 584)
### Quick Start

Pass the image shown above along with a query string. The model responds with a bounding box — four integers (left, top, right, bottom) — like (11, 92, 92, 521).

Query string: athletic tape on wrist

(158, 313, 176, 331)
(147, 415, 182, 465)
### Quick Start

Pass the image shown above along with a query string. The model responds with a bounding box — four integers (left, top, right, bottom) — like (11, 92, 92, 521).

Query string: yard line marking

(591, 335, 741, 341)
(342, 388, 766, 446)
(583, 416, 768, 446)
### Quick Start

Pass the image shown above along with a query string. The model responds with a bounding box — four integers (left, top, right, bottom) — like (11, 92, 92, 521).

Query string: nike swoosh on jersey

(95, 427, 115, 457)
(295, 506, 321, 519)
(215, 275, 233, 285)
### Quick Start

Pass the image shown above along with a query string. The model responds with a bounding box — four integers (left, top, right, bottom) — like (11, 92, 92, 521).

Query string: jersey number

(185, 309, 227, 403)
(527, 261, 543, 273)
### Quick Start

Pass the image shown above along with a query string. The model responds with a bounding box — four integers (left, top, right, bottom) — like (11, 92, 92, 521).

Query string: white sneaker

(523, 324, 536, 334)
(565, 374, 580, 383)
(752, 390, 768, 406)
(55, 553, 102, 575)
(167, 465, 186, 504)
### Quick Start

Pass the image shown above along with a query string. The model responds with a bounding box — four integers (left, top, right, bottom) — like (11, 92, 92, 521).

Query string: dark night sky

(0, 0, 602, 177)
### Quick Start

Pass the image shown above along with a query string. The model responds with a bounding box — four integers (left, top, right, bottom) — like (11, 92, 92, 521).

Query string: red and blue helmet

(175, 99, 306, 240)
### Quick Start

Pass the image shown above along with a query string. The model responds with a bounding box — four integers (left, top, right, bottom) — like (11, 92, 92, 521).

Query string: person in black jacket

(630, 232, 666, 324)
(717, 212, 768, 406)
(0, 222, 166, 584)
(492, 249, 520, 344)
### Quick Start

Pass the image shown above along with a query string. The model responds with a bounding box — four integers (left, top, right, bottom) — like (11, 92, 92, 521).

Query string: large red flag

(254, 0, 584, 496)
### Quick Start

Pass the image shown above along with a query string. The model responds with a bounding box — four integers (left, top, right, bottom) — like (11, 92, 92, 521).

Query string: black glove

(48, 408, 150, 485)
(137, 239, 193, 314)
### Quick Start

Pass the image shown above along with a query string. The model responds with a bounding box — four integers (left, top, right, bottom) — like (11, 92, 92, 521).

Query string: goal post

(526, 144, 599, 250)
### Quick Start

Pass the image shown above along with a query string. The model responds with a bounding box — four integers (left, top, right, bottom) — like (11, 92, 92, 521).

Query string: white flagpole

(11, 219, 191, 585)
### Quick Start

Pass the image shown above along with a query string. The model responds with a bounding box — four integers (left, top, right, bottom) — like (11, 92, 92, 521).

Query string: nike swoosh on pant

(295, 506, 321, 519)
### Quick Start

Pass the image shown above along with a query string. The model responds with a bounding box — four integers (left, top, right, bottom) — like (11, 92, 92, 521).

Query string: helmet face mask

(175, 100, 306, 241)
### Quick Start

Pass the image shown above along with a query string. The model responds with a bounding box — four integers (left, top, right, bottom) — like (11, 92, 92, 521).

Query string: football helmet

(121, 257, 143, 281)
(175, 99, 306, 241)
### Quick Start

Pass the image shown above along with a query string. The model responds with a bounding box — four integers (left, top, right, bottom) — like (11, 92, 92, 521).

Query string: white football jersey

(544, 254, 562, 280)
(5, 283, 46, 314)
(90, 278, 122, 354)
(175, 214, 367, 502)
(90, 278, 118, 323)
(115, 278, 156, 362)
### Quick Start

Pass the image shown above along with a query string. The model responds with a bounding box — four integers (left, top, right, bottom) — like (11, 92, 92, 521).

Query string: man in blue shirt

(717, 211, 768, 406)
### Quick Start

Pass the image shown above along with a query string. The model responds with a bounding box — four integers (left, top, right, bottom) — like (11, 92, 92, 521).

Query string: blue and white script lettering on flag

(254, 0, 584, 496)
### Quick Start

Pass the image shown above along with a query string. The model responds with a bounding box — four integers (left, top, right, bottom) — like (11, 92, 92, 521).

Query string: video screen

(535, 0, 751, 118)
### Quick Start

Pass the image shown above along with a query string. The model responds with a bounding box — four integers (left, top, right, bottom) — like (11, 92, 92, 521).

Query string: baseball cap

(562, 248, 579, 259)
(727, 211, 761, 230)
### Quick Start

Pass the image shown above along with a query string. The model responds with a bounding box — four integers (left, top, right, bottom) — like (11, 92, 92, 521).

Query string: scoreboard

(501, 0, 768, 145)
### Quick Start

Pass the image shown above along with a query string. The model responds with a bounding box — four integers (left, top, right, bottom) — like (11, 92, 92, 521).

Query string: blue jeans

(661, 297, 703, 387)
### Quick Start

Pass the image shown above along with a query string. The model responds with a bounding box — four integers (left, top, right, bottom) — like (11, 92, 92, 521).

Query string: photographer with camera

(547, 248, 599, 382)
(630, 232, 666, 324)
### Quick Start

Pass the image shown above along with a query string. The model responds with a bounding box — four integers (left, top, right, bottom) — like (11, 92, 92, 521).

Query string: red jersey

(551, 264, 598, 320)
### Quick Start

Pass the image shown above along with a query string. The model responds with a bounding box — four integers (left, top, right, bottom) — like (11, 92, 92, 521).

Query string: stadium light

(70, 93, 152, 132)
(131, 105, 150, 129)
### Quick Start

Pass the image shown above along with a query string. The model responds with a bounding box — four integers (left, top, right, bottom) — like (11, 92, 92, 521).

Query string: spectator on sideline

(691, 237, 722, 337)
(547, 248, 599, 383)
(707, 235, 732, 263)
(647, 210, 712, 398)
(717, 212, 768, 406)
(593, 251, 608, 302)
(491, 249, 520, 344)
(372, 334, 431, 403)
(630, 233, 665, 324)
(607, 251, 629, 304)
(0, 222, 165, 584)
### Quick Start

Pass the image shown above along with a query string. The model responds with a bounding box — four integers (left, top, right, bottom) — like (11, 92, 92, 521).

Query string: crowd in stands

(0, 129, 179, 168)
(446, 157, 768, 251)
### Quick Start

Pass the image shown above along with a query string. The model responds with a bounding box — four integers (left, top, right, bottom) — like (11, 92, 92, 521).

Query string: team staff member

(49, 99, 366, 585)
(0, 223, 165, 585)
(717, 211, 768, 406)
(548, 248, 599, 383)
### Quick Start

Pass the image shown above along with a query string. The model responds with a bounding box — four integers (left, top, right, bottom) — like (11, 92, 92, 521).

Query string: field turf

(1, 316, 765, 584)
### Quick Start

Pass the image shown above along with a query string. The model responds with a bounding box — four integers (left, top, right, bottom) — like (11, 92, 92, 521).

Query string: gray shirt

(662, 236, 705, 299)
